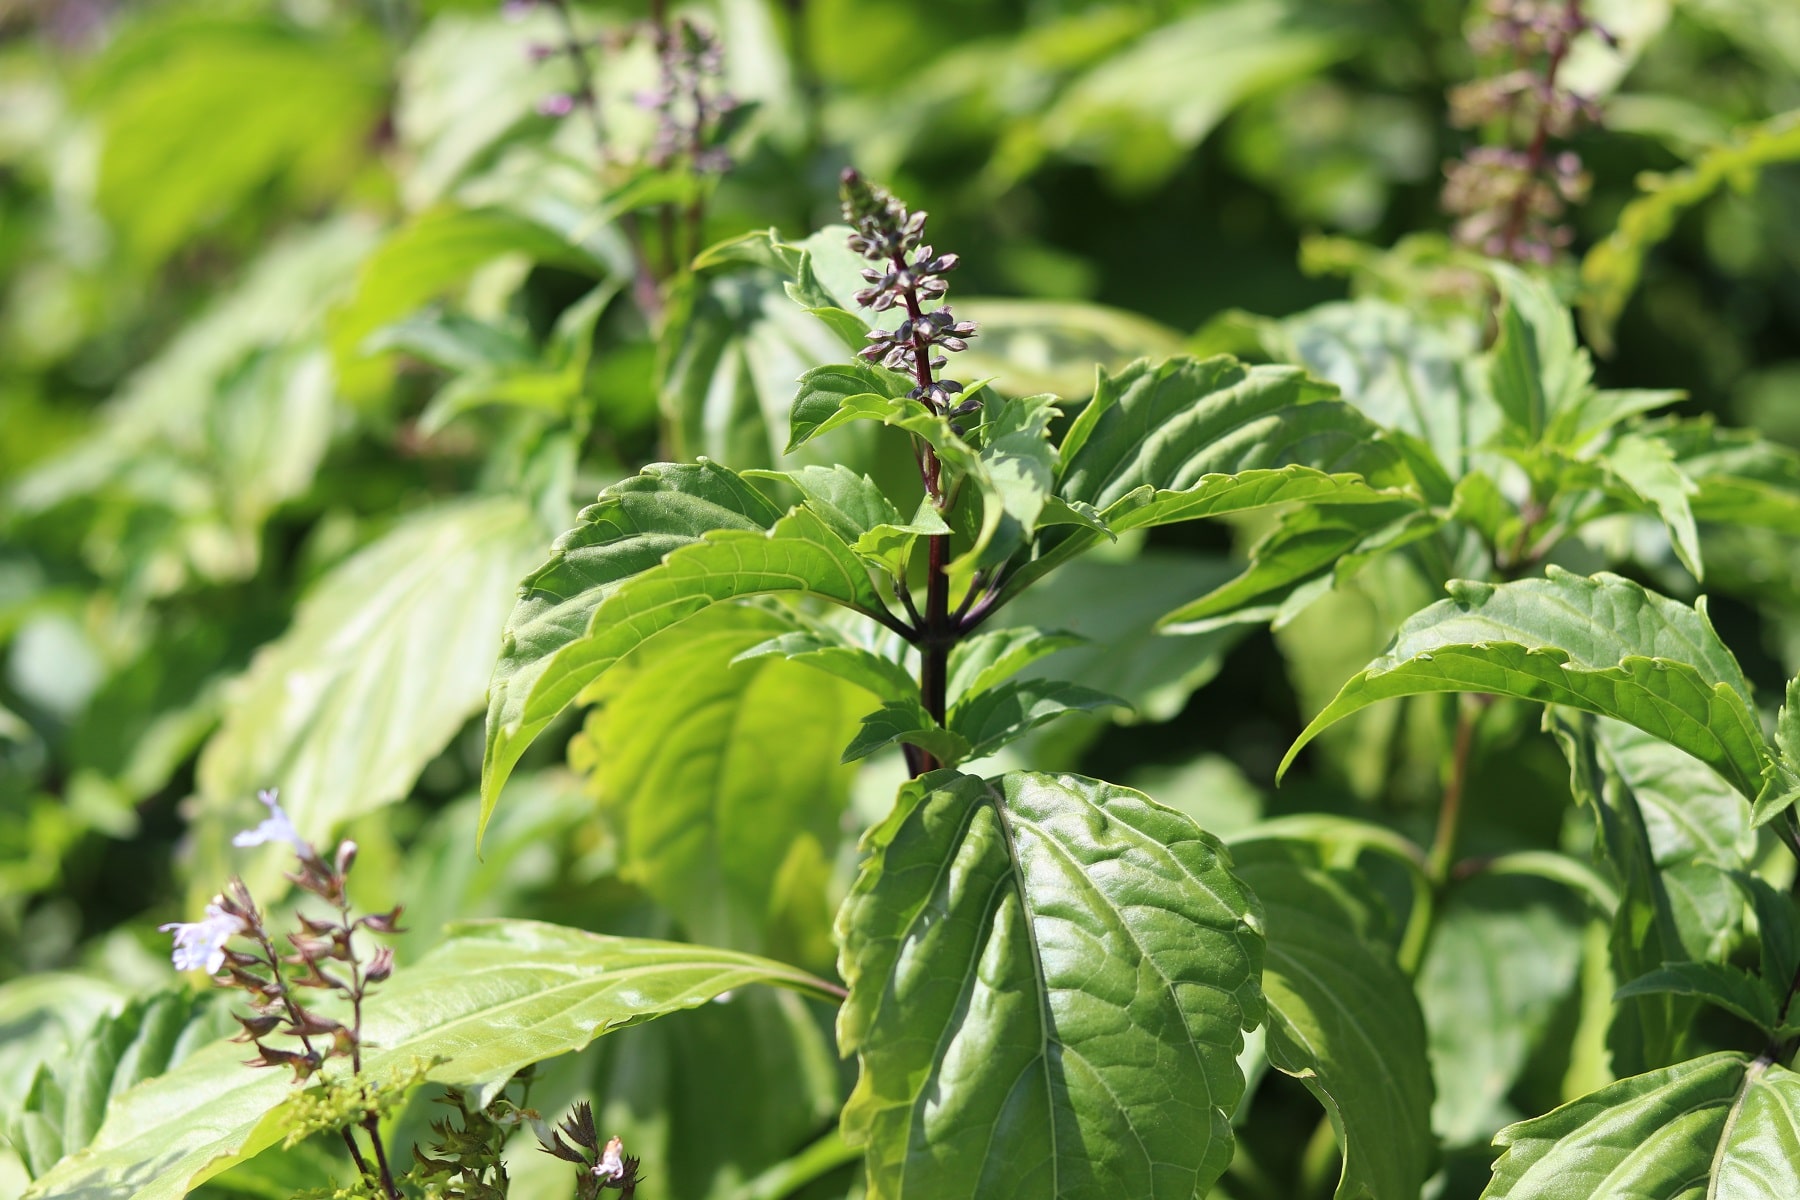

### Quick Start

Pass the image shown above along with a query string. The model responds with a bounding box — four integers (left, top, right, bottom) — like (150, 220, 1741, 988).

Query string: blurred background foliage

(1, 0, 1798, 1197)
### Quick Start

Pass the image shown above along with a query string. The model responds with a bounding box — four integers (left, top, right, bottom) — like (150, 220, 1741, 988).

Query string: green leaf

(1281, 569, 1772, 802)
(948, 679, 1128, 762)
(1484, 265, 1592, 447)
(1549, 710, 1744, 1070)
(745, 464, 948, 578)
(1601, 432, 1703, 578)
(1272, 297, 1492, 483)
(839, 699, 970, 767)
(1581, 109, 1800, 354)
(1418, 874, 1588, 1147)
(331, 206, 605, 387)
(947, 627, 1087, 704)
(952, 393, 1061, 575)
(1230, 842, 1434, 1200)
(12, 221, 373, 593)
(587, 989, 844, 1200)
(1030, 0, 1346, 192)
(481, 462, 892, 836)
(574, 608, 868, 951)
(88, 16, 385, 267)
(1481, 1053, 1800, 1198)
(733, 629, 917, 705)
(1614, 962, 1778, 1033)
(1000, 551, 1249, 724)
(951, 299, 1185, 398)
(661, 269, 874, 469)
(1656, 417, 1800, 537)
(836, 770, 1264, 1199)
(1058, 356, 1405, 513)
(785, 363, 917, 452)
(22, 921, 838, 1200)
(10, 991, 227, 1180)
(1158, 500, 1439, 633)
(197, 498, 545, 850)
(1008, 356, 1416, 605)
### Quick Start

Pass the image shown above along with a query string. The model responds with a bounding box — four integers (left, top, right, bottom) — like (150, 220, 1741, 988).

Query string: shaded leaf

(947, 627, 1087, 704)
(1231, 842, 1434, 1200)
(839, 699, 970, 767)
(1581, 109, 1800, 354)
(948, 679, 1127, 762)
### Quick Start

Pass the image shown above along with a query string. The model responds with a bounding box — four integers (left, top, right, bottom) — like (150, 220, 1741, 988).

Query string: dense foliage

(5, 1, 1800, 1198)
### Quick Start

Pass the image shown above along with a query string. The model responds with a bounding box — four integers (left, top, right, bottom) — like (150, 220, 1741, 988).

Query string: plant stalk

(1427, 695, 1486, 888)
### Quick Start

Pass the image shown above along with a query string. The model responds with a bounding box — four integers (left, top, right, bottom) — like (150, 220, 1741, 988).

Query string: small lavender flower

(161, 899, 248, 974)
(538, 92, 577, 118)
(232, 788, 312, 854)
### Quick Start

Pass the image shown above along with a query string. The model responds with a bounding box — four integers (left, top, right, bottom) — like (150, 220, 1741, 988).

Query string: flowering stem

(540, 0, 662, 320)
(1498, 0, 1582, 262)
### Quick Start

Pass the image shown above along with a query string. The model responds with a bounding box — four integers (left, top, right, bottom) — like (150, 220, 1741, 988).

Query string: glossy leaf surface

(1283, 569, 1771, 800)
(1483, 1054, 1800, 1198)
(837, 770, 1264, 1199)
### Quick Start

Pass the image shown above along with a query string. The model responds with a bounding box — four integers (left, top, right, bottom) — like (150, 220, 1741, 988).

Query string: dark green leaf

(837, 770, 1264, 1199)
(1231, 842, 1435, 1200)
(947, 679, 1127, 762)
(839, 699, 970, 767)
(1614, 962, 1778, 1033)
(786, 363, 917, 452)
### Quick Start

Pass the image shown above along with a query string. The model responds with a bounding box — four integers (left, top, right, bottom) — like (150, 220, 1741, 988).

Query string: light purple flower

(537, 92, 576, 117)
(160, 899, 247, 974)
(233, 788, 312, 855)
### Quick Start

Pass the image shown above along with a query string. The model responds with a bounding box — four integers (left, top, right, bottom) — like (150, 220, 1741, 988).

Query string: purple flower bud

(537, 92, 576, 117)
(502, 0, 538, 19)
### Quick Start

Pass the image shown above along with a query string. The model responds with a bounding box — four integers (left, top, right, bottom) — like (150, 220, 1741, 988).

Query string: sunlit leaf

(198, 497, 545, 850)
(22, 921, 838, 1200)
(1231, 842, 1434, 1200)
(481, 463, 894, 832)
(1282, 569, 1772, 801)
(837, 770, 1264, 1199)
(1482, 1053, 1800, 1198)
